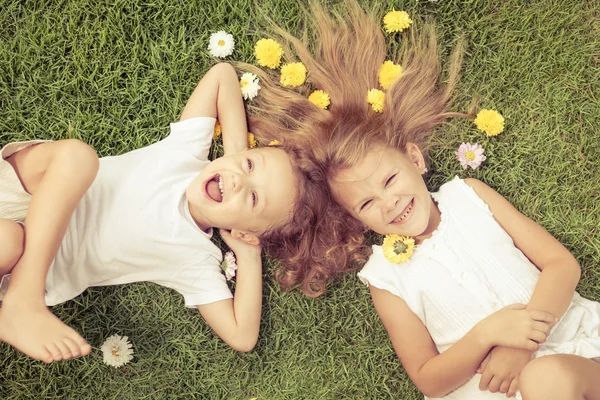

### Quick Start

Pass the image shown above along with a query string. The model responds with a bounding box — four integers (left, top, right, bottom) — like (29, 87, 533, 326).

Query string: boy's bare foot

(0, 295, 91, 363)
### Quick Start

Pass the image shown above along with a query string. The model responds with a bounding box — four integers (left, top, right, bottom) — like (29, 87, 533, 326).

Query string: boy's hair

(242, 0, 465, 296)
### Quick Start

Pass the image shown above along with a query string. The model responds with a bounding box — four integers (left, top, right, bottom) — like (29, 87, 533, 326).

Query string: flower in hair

(239, 72, 261, 100)
(255, 38, 284, 69)
(248, 132, 257, 148)
(379, 60, 403, 90)
(213, 121, 222, 139)
(268, 140, 280, 146)
(474, 109, 505, 136)
(382, 234, 415, 264)
(220, 251, 238, 281)
(280, 62, 307, 88)
(308, 90, 331, 109)
(101, 334, 134, 368)
(367, 89, 385, 113)
(455, 142, 486, 170)
(208, 31, 235, 58)
(383, 11, 412, 33)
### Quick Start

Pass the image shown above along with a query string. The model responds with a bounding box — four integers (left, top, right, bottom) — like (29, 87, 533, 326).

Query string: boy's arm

(180, 63, 249, 155)
(195, 230, 262, 352)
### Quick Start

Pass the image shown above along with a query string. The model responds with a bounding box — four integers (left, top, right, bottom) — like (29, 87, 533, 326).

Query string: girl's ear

(405, 142, 426, 171)
(231, 229, 261, 246)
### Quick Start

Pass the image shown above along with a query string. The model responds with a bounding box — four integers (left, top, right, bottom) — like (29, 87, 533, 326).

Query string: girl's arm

(464, 178, 581, 320)
(371, 286, 554, 398)
(195, 229, 262, 352)
(180, 63, 249, 155)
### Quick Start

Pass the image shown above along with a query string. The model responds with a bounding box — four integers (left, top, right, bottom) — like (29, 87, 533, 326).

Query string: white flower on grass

(208, 31, 235, 58)
(101, 334, 134, 368)
(239, 72, 261, 100)
(223, 251, 238, 281)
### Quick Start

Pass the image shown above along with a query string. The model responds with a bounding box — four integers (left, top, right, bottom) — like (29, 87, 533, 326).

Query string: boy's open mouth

(206, 174, 224, 202)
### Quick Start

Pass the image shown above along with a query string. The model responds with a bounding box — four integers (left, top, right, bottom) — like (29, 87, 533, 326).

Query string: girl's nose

(382, 194, 399, 212)
(231, 173, 242, 192)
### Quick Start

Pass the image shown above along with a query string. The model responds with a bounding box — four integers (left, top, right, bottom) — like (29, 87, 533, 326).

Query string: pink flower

(455, 142, 486, 170)
(224, 251, 238, 281)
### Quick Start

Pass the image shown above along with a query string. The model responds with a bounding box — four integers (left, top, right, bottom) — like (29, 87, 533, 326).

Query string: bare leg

(0, 219, 24, 277)
(519, 354, 600, 400)
(0, 140, 98, 363)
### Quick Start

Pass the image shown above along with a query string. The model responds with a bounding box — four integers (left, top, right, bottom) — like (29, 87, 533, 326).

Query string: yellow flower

(382, 234, 415, 264)
(367, 88, 385, 113)
(268, 140, 280, 146)
(213, 121, 222, 139)
(308, 90, 331, 109)
(280, 62, 307, 88)
(254, 39, 284, 69)
(378, 60, 403, 90)
(248, 132, 257, 148)
(474, 109, 505, 136)
(383, 11, 412, 33)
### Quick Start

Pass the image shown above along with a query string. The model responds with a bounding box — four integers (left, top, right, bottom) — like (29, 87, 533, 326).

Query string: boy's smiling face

(186, 147, 298, 239)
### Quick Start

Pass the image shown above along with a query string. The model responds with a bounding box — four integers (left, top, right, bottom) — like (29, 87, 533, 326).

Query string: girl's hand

(219, 229, 261, 260)
(477, 346, 532, 398)
(477, 304, 556, 351)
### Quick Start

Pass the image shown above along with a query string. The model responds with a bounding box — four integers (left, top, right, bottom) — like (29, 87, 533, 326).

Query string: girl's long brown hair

(245, 0, 465, 296)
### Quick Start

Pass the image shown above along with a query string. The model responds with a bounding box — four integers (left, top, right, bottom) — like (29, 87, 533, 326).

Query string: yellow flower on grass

(268, 140, 280, 146)
(255, 39, 284, 69)
(280, 62, 307, 87)
(382, 234, 415, 264)
(383, 11, 412, 33)
(248, 132, 257, 148)
(308, 90, 331, 109)
(474, 109, 505, 136)
(378, 60, 403, 90)
(213, 121, 222, 139)
(367, 89, 385, 113)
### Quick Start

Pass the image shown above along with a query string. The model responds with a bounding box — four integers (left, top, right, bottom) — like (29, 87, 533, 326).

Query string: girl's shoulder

(434, 176, 493, 217)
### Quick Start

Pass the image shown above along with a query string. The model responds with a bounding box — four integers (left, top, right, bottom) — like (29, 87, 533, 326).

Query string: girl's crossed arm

(372, 287, 554, 398)
(180, 62, 249, 155)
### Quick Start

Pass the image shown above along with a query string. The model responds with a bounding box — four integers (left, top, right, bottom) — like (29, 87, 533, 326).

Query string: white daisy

(239, 72, 260, 100)
(208, 31, 235, 58)
(101, 334, 134, 368)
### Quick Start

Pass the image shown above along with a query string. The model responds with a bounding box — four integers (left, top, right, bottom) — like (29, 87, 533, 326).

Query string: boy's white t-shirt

(44, 117, 233, 307)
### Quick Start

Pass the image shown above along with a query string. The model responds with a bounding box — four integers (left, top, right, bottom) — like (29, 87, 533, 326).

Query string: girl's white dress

(358, 177, 600, 400)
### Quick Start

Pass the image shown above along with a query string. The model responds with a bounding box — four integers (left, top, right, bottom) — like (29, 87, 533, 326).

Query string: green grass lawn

(1, 0, 599, 398)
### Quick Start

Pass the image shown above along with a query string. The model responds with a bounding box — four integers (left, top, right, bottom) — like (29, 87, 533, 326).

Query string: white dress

(358, 177, 600, 400)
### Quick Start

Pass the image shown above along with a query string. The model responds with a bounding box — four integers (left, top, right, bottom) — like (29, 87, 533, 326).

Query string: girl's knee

(0, 219, 24, 272)
(520, 356, 580, 400)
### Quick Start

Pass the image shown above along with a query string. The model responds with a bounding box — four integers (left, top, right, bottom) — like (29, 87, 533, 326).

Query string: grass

(1, 0, 599, 398)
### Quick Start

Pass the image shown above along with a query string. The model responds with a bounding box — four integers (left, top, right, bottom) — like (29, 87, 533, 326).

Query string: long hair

(242, 0, 465, 296)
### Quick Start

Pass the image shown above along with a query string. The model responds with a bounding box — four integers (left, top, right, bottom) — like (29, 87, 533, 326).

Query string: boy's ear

(230, 229, 261, 246)
(405, 142, 425, 170)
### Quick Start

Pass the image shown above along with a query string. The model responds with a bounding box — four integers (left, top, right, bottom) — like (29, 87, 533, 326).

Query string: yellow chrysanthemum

(308, 90, 331, 109)
(213, 121, 222, 139)
(474, 109, 505, 136)
(280, 62, 307, 88)
(268, 140, 280, 146)
(254, 39, 284, 69)
(378, 60, 403, 90)
(248, 132, 257, 148)
(367, 88, 385, 113)
(382, 234, 415, 264)
(383, 11, 412, 33)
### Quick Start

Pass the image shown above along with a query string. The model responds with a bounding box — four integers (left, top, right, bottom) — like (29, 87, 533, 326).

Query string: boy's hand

(478, 346, 532, 398)
(219, 229, 261, 260)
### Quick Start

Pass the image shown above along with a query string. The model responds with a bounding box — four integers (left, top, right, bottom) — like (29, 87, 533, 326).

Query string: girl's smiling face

(331, 143, 440, 240)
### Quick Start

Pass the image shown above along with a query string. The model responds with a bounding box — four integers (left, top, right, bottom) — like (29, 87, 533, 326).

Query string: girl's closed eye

(246, 158, 254, 173)
(251, 191, 258, 207)
(360, 199, 373, 212)
(385, 174, 397, 188)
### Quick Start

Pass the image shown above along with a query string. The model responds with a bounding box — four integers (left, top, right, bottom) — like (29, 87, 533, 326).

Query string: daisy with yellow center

(382, 234, 415, 264)
(248, 132, 257, 148)
(280, 62, 307, 88)
(474, 109, 505, 136)
(378, 60, 403, 90)
(254, 38, 284, 69)
(455, 142, 486, 170)
(308, 90, 331, 109)
(383, 11, 412, 33)
(213, 121, 222, 139)
(239, 72, 260, 100)
(208, 31, 235, 58)
(367, 88, 385, 113)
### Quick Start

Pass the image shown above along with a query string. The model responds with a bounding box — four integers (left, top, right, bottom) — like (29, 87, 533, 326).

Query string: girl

(244, 1, 600, 399)
(0, 62, 327, 363)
